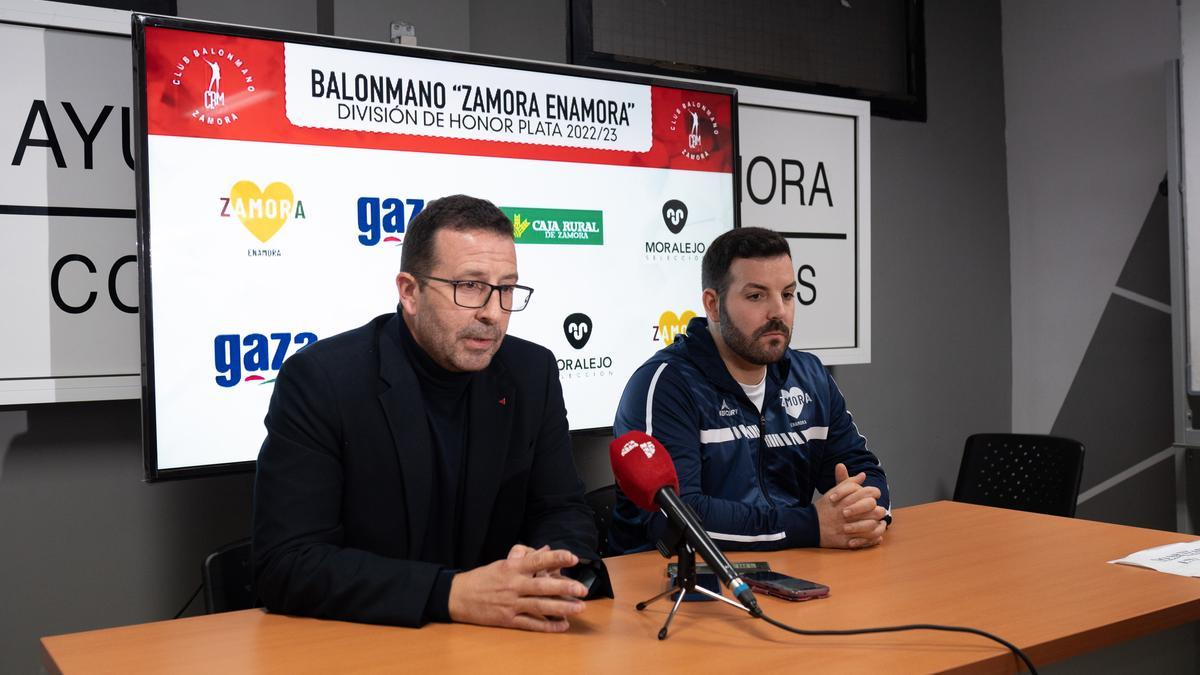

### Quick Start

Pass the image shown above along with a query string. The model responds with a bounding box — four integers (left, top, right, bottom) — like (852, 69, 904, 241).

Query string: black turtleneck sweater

(396, 313, 472, 622)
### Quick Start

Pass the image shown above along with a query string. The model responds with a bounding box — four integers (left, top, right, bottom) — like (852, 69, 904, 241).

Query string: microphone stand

(635, 540, 751, 640)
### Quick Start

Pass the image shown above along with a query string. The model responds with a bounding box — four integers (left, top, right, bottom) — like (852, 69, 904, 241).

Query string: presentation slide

(136, 19, 736, 477)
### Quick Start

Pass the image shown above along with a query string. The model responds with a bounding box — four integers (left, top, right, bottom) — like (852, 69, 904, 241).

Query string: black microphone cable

(749, 607, 1038, 674)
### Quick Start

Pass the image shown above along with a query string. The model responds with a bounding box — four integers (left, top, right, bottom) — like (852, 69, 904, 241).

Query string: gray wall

(0, 402, 255, 673)
(2, 1, 1188, 672)
(831, 0, 1013, 507)
(1002, 0, 1179, 531)
(1006, 0, 1177, 435)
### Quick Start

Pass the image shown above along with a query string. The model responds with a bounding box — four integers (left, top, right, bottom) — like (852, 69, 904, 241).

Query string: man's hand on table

(815, 463, 887, 549)
(448, 545, 589, 632)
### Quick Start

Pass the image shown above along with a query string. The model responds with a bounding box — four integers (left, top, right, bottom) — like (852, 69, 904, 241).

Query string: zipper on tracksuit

(755, 412, 778, 507)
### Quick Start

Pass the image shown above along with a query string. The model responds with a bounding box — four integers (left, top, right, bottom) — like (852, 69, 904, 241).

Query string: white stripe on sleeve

(803, 426, 829, 440)
(707, 530, 788, 543)
(644, 362, 670, 437)
(699, 428, 736, 444)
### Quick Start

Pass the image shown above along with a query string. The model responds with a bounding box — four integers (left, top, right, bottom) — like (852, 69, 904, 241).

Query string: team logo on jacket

(780, 386, 812, 419)
(620, 439, 655, 459)
(718, 399, 737, 417)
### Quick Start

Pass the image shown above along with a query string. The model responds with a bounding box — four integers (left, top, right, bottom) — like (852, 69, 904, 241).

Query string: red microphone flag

(608, 430, 680, 511)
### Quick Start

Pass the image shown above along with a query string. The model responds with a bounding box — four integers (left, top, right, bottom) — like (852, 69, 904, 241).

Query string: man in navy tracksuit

(611, 227, 890, 554)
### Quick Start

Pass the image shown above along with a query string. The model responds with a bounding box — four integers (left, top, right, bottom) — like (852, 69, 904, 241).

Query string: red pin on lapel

(498, 397, 507, 406)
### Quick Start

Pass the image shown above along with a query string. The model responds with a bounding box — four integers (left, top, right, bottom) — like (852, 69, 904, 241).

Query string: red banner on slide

(142, 26, 734, 173)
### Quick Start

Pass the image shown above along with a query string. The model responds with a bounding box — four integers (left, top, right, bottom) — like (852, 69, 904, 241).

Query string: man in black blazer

(253, 195, 610, 631)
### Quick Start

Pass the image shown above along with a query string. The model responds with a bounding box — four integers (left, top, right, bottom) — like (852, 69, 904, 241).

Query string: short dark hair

(701, 227, 791, 296)
(400, 195, 513, 277)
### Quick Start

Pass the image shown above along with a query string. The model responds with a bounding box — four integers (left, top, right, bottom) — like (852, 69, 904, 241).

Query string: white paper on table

(1108, 541, 1200, 577)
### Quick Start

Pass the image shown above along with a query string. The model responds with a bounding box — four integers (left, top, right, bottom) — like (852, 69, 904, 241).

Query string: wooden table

(42, 501, 1200, 674)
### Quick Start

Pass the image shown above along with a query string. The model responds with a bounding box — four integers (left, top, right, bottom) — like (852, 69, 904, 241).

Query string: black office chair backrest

(585, 484, 617, 558)
(203, 538, 256, 614)
(952, 433, 1085, 517)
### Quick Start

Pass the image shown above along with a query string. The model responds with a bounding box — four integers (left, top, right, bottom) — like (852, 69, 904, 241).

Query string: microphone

(610, 430, 759, 613)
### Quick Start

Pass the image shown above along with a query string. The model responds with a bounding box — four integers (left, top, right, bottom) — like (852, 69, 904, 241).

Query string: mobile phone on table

(742, 571, 829, 601)
(667, 571, 722, 601)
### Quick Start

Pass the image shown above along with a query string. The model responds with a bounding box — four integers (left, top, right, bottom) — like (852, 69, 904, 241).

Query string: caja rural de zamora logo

(502, 207, 604, 245)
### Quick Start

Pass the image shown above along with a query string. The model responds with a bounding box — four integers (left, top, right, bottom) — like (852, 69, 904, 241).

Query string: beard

(717, 301, 791, 366)
(410, 311, 504, 372)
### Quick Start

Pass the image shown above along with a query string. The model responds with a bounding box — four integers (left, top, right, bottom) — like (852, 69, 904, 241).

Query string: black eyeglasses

(416, 275, 535, 312)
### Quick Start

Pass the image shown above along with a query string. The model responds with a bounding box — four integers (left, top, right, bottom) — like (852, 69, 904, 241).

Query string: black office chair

(202, 538, 257, 614)
(585, 484, 617, 557)
(952, 433, 1085, 517)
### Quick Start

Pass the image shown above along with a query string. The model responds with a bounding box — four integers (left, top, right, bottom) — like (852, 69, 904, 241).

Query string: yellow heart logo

(229, 180, 295, 243)
(658, 310, 696, 346)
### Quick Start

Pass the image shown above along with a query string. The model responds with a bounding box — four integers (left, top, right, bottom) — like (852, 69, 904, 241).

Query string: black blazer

(253, 313, 602, 626)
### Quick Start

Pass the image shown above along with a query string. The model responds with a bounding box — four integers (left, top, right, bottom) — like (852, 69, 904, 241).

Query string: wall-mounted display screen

(133, 15, 737, 479)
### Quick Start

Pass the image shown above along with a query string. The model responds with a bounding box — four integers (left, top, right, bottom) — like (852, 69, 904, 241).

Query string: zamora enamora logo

(653, 310, 696, 345)
(502, 207, 603, 245)
(221, 180, 305, 243)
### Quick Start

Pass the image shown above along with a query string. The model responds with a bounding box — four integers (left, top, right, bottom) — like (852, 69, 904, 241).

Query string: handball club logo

(668, 101, 720, 161)
(170, 45, 257, 126)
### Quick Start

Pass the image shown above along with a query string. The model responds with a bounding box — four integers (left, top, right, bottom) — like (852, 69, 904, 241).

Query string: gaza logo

(357, 196, 426, 246)
(213, 331, 317, 387)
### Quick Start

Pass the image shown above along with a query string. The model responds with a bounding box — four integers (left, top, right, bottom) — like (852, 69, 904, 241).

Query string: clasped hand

(815, 463, 887, 549)
(447, 544, 589, 632)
